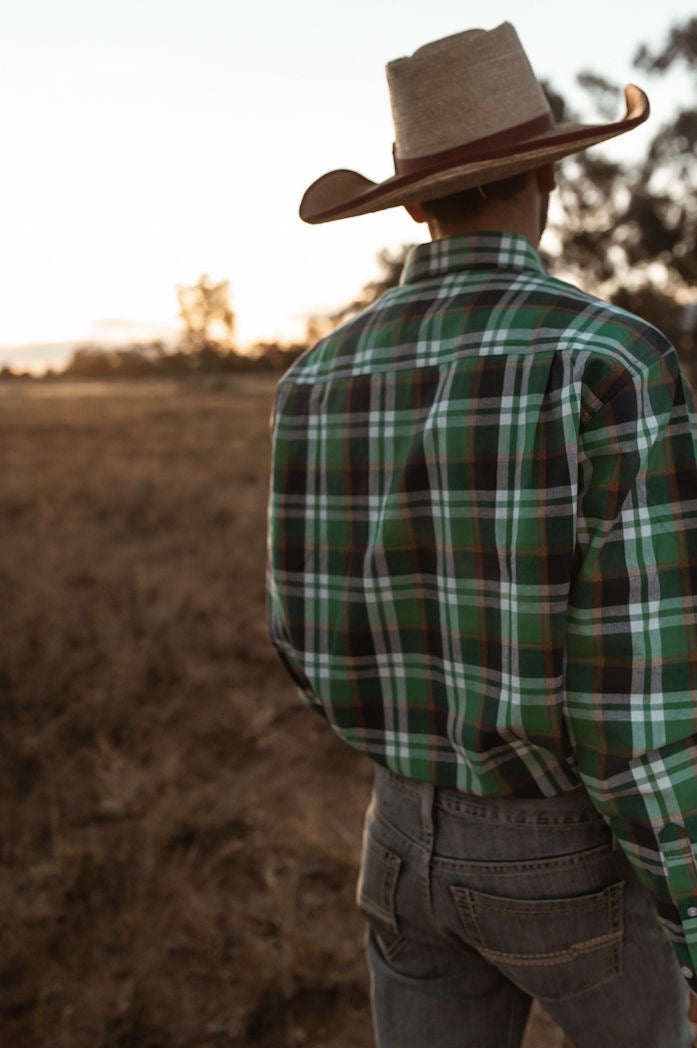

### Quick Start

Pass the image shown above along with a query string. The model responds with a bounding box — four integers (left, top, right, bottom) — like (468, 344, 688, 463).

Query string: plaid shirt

(267, 232, 697, 987)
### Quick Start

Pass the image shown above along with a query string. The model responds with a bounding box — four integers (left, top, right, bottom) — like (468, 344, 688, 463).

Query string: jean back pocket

(451, 881, 624, 1000)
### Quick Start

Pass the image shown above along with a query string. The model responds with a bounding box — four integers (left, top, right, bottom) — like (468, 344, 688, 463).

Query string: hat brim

(300, 84, 649, 224)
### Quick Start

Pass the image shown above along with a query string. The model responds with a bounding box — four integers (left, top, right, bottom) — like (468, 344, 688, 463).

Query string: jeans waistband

(374, 764, 602, 826)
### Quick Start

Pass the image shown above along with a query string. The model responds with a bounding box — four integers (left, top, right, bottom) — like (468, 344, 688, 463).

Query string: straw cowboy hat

(300, 22, 649, 224)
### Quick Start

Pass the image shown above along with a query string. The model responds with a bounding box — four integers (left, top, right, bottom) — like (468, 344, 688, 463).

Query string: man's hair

(421, 170, 531, 223)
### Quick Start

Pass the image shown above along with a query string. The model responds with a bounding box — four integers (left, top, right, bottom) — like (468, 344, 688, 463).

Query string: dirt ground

(0, 374, 569, 1046)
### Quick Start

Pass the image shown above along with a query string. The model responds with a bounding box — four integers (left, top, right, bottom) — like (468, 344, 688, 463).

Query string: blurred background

(1, 2, 696, 1046)
(0, 0, 695, 375)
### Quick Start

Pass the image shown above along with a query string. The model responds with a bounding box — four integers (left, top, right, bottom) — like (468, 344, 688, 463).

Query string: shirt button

(688, 907, 697, 918)
(681, 966, 693, 979)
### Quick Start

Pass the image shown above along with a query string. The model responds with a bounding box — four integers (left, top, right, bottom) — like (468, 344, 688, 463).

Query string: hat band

(393, 112, 554, 177)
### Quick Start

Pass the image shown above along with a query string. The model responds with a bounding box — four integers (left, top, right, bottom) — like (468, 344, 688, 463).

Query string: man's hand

(689, 990, 697, 1045)
(690, 990, 697, 1024)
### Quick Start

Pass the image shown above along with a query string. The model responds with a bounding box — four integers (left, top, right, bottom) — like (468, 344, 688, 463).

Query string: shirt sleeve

(565, 344, 697, 991)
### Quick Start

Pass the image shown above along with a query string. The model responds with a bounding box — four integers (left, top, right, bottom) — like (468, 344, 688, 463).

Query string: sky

(1, 0, 695, 370)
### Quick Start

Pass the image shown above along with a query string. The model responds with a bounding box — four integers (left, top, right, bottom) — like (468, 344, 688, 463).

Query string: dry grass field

(0, 374, 568, 1047)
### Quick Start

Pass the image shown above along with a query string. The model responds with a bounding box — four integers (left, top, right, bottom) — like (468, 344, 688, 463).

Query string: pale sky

(1, 0, 695, 369)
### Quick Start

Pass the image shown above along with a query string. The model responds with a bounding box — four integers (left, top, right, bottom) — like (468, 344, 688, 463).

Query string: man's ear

(405, 203, 427, 223)
(536, 162, 557, 193)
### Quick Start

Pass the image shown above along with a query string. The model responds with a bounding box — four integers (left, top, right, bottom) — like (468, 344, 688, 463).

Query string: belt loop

(420, 782, 435, 846)
(419, 782, 437, 922)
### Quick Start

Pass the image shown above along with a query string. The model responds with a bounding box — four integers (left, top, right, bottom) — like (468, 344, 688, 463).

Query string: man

(267, 22, 697, 1047)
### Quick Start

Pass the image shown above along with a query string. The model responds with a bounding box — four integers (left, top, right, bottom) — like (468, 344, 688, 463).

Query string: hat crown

(387, 22, 552, 160)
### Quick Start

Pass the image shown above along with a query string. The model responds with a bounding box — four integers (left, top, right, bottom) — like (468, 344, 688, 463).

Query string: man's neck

(427, 184, 548, 246)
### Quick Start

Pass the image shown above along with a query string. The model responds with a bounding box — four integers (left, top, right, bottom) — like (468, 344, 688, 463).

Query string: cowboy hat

(300, 22, 649, 224)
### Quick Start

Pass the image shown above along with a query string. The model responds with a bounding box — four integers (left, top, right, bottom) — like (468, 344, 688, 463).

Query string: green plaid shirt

(267, 232, 697, 986)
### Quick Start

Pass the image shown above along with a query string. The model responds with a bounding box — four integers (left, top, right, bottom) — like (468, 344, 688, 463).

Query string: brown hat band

(394, 112, 555, 177)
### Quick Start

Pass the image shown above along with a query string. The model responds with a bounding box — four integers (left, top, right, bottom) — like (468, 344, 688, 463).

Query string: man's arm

(566, 345, 697, 991)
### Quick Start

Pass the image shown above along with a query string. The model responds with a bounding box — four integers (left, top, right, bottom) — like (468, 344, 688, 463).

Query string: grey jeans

(358, 765, 692, 1048)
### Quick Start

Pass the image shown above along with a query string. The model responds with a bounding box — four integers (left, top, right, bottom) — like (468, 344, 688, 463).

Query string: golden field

(0, 375, 567, 1046)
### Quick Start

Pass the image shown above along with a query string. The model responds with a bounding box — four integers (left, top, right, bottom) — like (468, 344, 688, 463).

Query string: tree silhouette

(634, 18, 697, 73)
(329, 246, 416, 325)
(176, 274, 236, 351)
(551, 18, 697, 289)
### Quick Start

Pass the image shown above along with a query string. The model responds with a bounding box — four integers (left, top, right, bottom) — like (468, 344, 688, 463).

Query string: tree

(176, 274, 236, 351)
(538, 20, 697, 383)
(302, 245, 414, 345)
(549, 18, 697, 291)
(633, 18, 697, 285)
(329, 245, 416, 326)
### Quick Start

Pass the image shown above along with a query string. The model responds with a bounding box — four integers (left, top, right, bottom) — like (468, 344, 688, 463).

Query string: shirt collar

(400, 232, 548, 285)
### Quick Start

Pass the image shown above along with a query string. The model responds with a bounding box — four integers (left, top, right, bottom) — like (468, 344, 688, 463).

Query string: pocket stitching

(471, 886, 622, 915)
(435, 840, 614, 875)
(358, 839, 402, 935)
(449, 881, 624, 998)
(478, 928, 623, 966)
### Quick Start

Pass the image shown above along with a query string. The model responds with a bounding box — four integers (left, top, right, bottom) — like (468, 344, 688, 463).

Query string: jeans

(358, 765, 692, 1048)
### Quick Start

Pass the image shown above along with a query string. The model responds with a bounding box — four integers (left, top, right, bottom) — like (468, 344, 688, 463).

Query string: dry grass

(0, 375, 567, 1046)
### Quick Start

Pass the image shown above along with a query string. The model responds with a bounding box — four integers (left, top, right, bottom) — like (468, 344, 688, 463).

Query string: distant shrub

(57, 339, 307, 380)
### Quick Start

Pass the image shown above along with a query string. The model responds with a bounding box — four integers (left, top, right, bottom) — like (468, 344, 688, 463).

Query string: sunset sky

(1, 0, 695, 370)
